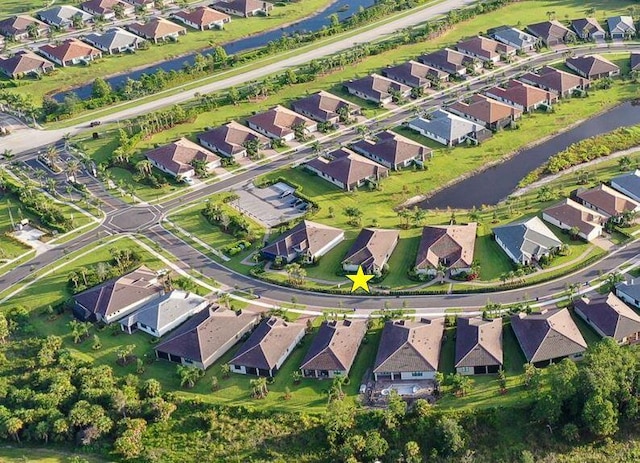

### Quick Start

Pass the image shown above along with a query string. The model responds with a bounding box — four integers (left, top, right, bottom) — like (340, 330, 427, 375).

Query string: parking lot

(232, 182, 308, 228)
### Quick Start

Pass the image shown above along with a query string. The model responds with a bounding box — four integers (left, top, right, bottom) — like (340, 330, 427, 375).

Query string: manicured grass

(304, 238, 354, 282)
(0, 447, 107, 463)
(570, 307, 602, 346)
(0, 196, 32, 259)
(474, 225, 514, 281)
(380, 235, 421, 288)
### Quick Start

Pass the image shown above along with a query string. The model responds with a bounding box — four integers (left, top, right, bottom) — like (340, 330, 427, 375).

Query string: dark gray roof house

(611, 169, 640, 202)
(341, 228, 399, 275)
(84, 27, 146, 54)
(574, 293, 640, 345)
(511, 308, 587, 367)
(198, 121, 269, 159)
(489, 25, 539, 51)
(566, 55, 620, 79)
(571, 18, 605, 40)
(632, 53, 640, 72)
(607, 16, 636, 39)
(455, 317, 503, 375)
(519, 65, 590, 97)
(81, 0, 134, 19)
(493, 216, 562, 265)
(350, 130, 431, 170)
(261, 220, 344, 263)
(373, 318, 445, 381)
(343, 73, 411, 105)
(616, 281, 640, 309)
(407, 109, 490, 147)
(229, 317, 306, 377)
(526, 20, 576, 46)
(418, 48, 479, 76)
(382, 60, 447, 89)
(38, 6, 93, 29)
(290, 91, 361, 124)
(155, 307, 260, 370)
(300, 319, 367, 378)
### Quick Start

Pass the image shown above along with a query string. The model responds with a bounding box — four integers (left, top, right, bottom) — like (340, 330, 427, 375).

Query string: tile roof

(574, 293, 640, 342)
(374, 318, 445, 373)
(576, 184, 639, 217)
(344, 73, 410, 101)
(485, 79, 556, 108)
(456, 35, 515, 60)
(39, 38, 101, 63)
(341, 228, 399, 272)
(526, 20, 574, 43)
(449, 94, 522, 125)
(230, 317, 306, 371)
(197, 121, 268, 156)
(173, 6, 230, 27)
(155, 307, 260, 368)
(455, 317, 503, 368)
(128, 18, 186, 40)
(351, 130, 430, 167)
(611, 169, 640, 201)
(38, 5, 93, 27)
(408, 110, 486, 144)
(543, 198, 606, 237)
(511, 308, 587, 363)
(519, 65, 590, 95)
(145, 138, 220, 175)
(84, 27, 145, 51)
(566, 55, 620, 78)
(415, 223, 477, 270)
(493, 216, 562, 263)
(74, 266, 163, 320)
(247, 105, 315, 138)
(0, 50, 54, 77)
(262, 220, 344, 260)
(0, 15, 48, 38)
(291, 90, 360, 123)
(301, 319, 367, 372)
(418, 48, 476, 74)
(306, 147, 388, 187)
(571, 18, 605, 37)
(489, 26, 538, 49)
(382, 60, 447, 87)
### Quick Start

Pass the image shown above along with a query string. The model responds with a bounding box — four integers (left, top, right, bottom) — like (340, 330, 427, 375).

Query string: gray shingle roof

(341, 228, 399, 272)
(617, 282, 640, 304)
(489, 26, 538, 49)
(300, 319, 367, 372)
(455, 317, 503, 368)
(344, 73, 410, 102)
(38, 6, 93, 27)
(566, 55, 620, 78)
(607, 16, 636, 35)
(574, 293, 640, 342)
(409, 109, 485, 144)
(84, 27, 145, 51)
(493, 216, 562, 263)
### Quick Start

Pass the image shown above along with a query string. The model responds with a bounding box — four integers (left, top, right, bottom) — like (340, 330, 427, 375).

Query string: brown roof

(456, 36, 515, 60)
(449, 94, 522, 124)
(300, 319, 367, 372)
(81, 0, 129, 15)
(455, 317, 503, 368)
(230, 317, 305, 371)
(382, 60, 447, 87)
(39, 38, 101, 63)
(0, 15, 49, 38)
(511, 308, 587, 363)
(74, 265, 163, 320)
(342, 228, 399, 272)
(344, 73, 410, 101)
(128, 18, 186, 39)
(418, 48, 476, 74)
(173, 6, 230, 27)
(155, 307, 260, 369)
(351, 130, 431, 167)
(415, 223, 477, 270)
(247, 105, 315, 138)
(306, 148, 388, 188)
(212, 0, 272, 15)
(198, 121, 268, 156)
(262, 220, 344, 261)
(519, 65, 590, 95)
(145, 138, 220, 175)
(0, 50, 54, 78)
(576, 184, 639, 217)
(527, 20, 574, 43)
(575, 293, 640, 342)
(485, 79, 557, 108)
(632, 53, 640, 71)
(290, 90, 359, 123)
(543, 198, 606, 236)
(374, 318, 445, 373)
(566, 55, 620, 78)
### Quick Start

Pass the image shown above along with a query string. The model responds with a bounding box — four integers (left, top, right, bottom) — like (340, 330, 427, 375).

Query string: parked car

(89, 121, 101, 127)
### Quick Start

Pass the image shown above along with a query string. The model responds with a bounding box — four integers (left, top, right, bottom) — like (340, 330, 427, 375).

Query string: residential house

(448, 94, 522, 131)
(81, 0, 134, 20)
(300, 319, 367, 378)
(0, 15, 49, 41)
(155, 307, 260, 370)
(373, 318, 445, 381)
(571, 18, 606, 40)
(127, 18, 187, 43)
(229, 317, 306, 377)
(350, 130, 431, 170)
(575, 184, 640, 220)
(407, 110, 491, 147)
(122, 0, 156, 10)
(341, 228, 399, 275)
(511, 308, 588, 367)
(72, 265, 165, 323)
(0, 51, 54, 79)
(484, 79, 557, 112)
(211, 0, 273, 17)
(489, 25, 539, 52)
(172, 6, 231, 30)
(418, 48, 480, 76)
(305, 148, 389, 191)
(246, 105, 317, 142)
(543, 198, 607, 241)
(145, 138, 221, 179)
(616, 281, 640, 309)
(455, 36, 516, 63)
(607, 16, 636, 39)
(343, 73, 411, 105)
(519, 65, 590, 97)
(611, 169, 640, 202)
(197, 121, 269, 159)
(574, 293, 640, 345)
(414, 223, 477, 276)
(631, 53, 640, 72)
(38, 6, 93, 29)
(84, 27, 146, 54)
(382, 60, 447, 89)
(261, 220, 344, 264)
(455, 317, 503, 375)
(290, 91, 361, 125)
(566, 54, 620, 79)
(39, 38, 102, 67)
(526, 20, 576, 46)
(120, 290, 209, 336)
(493, 216, 562, 265)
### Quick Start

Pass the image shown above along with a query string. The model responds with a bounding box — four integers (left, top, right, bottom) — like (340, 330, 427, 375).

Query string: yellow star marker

(347, 265, 375, 293)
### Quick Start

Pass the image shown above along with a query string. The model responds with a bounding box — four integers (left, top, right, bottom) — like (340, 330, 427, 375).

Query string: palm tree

(250, 377, 269, 399)
(66, 159, 81, 183)
(45, 178, 58, 195)
(221, 363, 231, 379)
(44, 145, 60, 169)
(177, 365, 203, 388)
(136, 160, 153, 178)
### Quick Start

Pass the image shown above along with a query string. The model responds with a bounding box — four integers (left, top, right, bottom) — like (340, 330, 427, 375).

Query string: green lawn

(0, 447, 108, 463)
(0, 196, 32, 259)
(474, 225, 514, 281)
